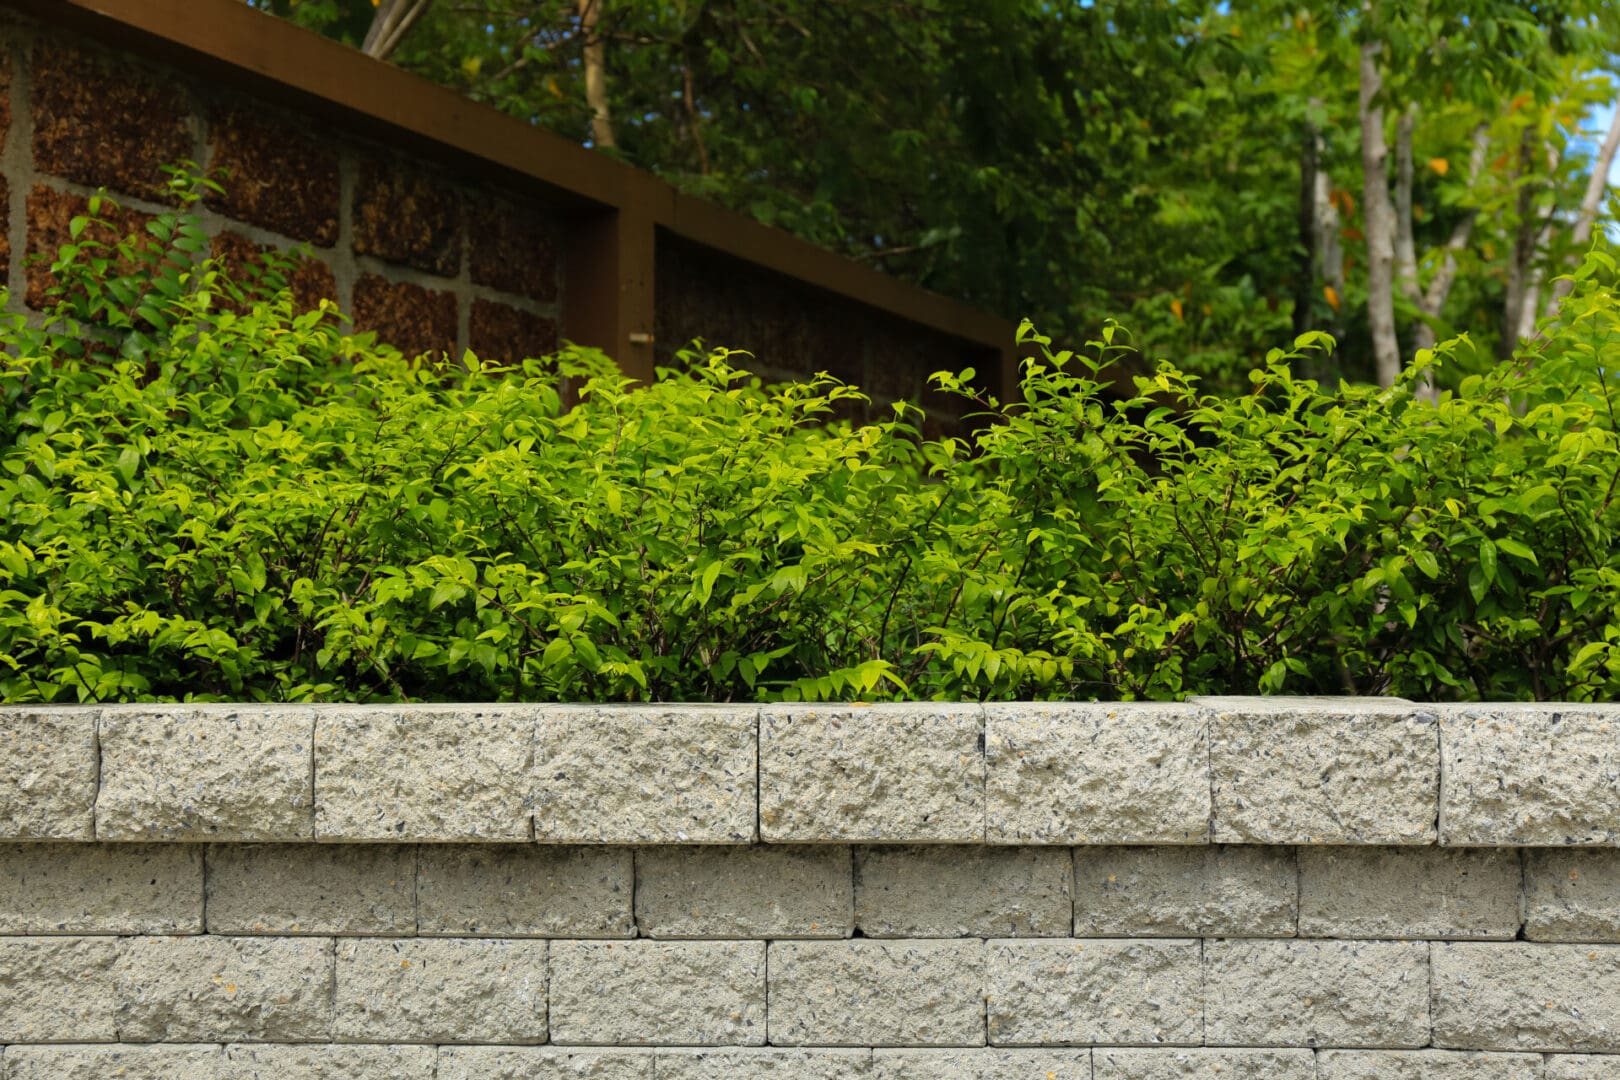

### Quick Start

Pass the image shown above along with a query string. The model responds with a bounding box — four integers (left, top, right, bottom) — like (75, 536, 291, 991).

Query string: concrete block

(206, 843, 415, 935)
(872, 1049, 1091, 1079)
(986, 938, 1201, 1046)
(1433, 942, 1620, 1052)
(219, 1045, 436, 1079)
(1, 1045, 218, 1080)
(1298, 847, 1521, 939)
(550, 940, 765, 1046)
(1527, 849, 1620, 941)
(659, 1050, 873, 1078)
(1548, 1056, 1620, 1079)
(760, 704, 982, 843)
(1317, 1050, 1543, 1079)
(768, 939, 986, 1046)
(0, 707, 97, 839)
(0, 936, 120, 1041)
(0, 842, 201, 934)
(1072, 845, 1295, 937)
(437, 1048, 656, 1079)
(334, 937, 548, 1044)
(115, 934, 333, 1042)
(1093, 1049, 1316, 1079)
(855, 845, 1070, 937)
(418, 844, 633, 938)
(985, 703, 1207, 844)
(636, 845, 850, 939)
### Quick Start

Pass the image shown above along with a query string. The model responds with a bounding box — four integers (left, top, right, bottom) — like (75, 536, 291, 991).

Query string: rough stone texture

(97, 707, 315, 841)
(1072, 845, 1296, 938)
(1316, 1050, 1544, 1079)
(211, 232, 338, 313)
(1432, 941, 1620, 1052)
(470, 298, 559, 365)
(872, 1049, 1091, 1079)
(1526, 849, 1620, 942)
(760, 704, 983, 843)
(417, 844, 633, 938)
(437, 1047, 656, 1078)
(1093, 1050, 1316, 1079)
(205, 843, 415, 936)
(855, 845, 1071, 938)
(30, 39, 191, 202)
(985, 703, 1207, 844)
(1549, 1057, 1620, 1079)
(985, 938, 1201, 1047)
(1203, 696, 1439, 843)
(535, 706, 755, 844)
(218, 1044, 436, 1079)
(0, 707, 97, 839)
(115, 935, 334, 1042)
(335, 937, 548, 1044)
(661, 1049, 875, 1079)
(1203, 939, 1431, 1048)
(315, 707, 531, 842)
(550, 940, 765, 1046)
(1, 1044, 220, 1080)
(636, 845, 850, 939)
(0, 842, 201, 934)
(205, 105, 340, 245)
(0, 936, 120, 1041)
(768, 939, 986, 1047)
(351, 273, 458, 361)
(468, 194, 560, 300)
(353, 156, 462, 277)
(1298, 846, 1521, 939)
(24, 185, 154, 309)
(1441, 703, 1620, 845)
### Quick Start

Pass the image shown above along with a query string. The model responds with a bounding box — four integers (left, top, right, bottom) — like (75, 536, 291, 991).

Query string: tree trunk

(579, 0, 618, 149)
(1546, 101, 1620, 313)
(1394, 106, 1421, 307)
(1359, 35, 1401, 387)
(362, 0, 433, 61)
(1294, 119, 1319, 342)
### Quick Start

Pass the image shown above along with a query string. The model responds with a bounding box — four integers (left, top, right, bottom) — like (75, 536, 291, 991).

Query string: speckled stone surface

(550, 940, 765, 1046)
(768, 939, 986, 1047)
(985, 703, 1208, 844)
(1093, 1049, 1316, 1079)
(535, 706, 756, 844)
(0, 936, 120, 1041)
(1525, 849, 1620, 941)
(872, 1049, 1092, 1079)
(985, 938, 1201, 1047)
(1432, 942, 1620, 1052)
(315, 707, 532, 842)
(218, 1044, 436, 1079)
(1, 1044, 220, 1080)
(1548, 1056, 1620, 1079)
(437, 1047, 656, 1078)
(0, 707, 97, 839)
(1203, 939, 1431, 1048)
(760, 704, 983, 843)
(97, 706, 315, 841)
(206, 843, 415, 936)
(660, 1049, 874, 1079)
(1440, 703, 1620, 845)
(855, 845, 1071, 938)
(0, 842, 201, 934)
(1203, 696, 1439, 844)
(334, 937, 547, 1044)
(1072, 845, 1296, 937)
(115, 935, 333, 1042)
(1298, 846, 1521, 939)
(417, 845, 633, 938)
(1317, 1050, 1543, 1080)
(636, 845, 851, 939)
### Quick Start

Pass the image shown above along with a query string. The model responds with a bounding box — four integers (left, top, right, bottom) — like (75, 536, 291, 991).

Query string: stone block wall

(4, 699, 1620, 1075)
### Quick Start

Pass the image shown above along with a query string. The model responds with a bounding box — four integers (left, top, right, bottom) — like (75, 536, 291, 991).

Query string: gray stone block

(1298, 846, 1521, 939)
(0, 936, 120, 1041)
(985, 938, 1201, 1046)
(872, 1049, 1091, 1079)
(437, 1048, 657, 1079)
(855, 845, 1071, 937)
(659, 1049, 874, 1078)
(206, 843, 415, 935)
(1317, 1050, 1543, 1079)
(1, 1045, 219, 1080)
(115, 935, 334, 1042)
(1203, 696, 1438, 843)
(636, 845, 851, 939)
(315, 707, 532, 841)
(1527, 849, 1620, 941)
(0, 842, 201, 934)
(334, 937, 548, 1043)
(1093, 1049, 1316, 1079)
(418, 844, 633, 938)
(1548, 1056, 1620, 1079)
(219, 1044, 437, 1079)
(550, 939, 765, 1046)
(760, 704, 982, 843)
(0, 707, 97, 840)
(1203, 938, 1430, 1047)
(536, 706, 756, 843)
(985, 703, 1207, 844)
(1072, 845, 1295, 937)
(1441, 703, 1620, 845)
(97, 706, 315, 841)
(768, 939, 986, 1046)
(1433, 941, 1620, 1051)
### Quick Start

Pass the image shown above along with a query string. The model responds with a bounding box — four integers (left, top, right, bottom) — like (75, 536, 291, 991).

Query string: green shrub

(2, 191, 1617, 703)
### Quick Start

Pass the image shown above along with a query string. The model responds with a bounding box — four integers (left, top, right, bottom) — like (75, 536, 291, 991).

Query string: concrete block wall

(4, 700, 1620, 1075)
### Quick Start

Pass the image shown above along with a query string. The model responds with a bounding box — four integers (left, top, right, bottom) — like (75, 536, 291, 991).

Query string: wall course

(871, 1048, 1091, 1079)
(550, 939, 765, 1046)
(416, 844, 633, 938)
(659, 1048, 874, 1078)
(205, 843, 415, 936)
(1316, 1050, 1544, 1079)
(0, 841, 201, 934)
(218, 1044, 436, 1079)
(768, 939, 987, 1047)
(1071, 845, 1296, 938)
(1092, 1049, 1315, 1079)
(636, 844, 851, 939)
(854, 845, 1071, 938)
(0, 1044, 219, 1080)
(1297, 846, 1522, 939)
(334, 937, 548, 1044)
(436, 1046, 655, 1078)
(984, 937, 1201, 1047)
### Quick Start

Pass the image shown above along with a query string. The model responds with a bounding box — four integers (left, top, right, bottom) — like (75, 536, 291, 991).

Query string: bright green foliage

(3, 201, 1618, 703)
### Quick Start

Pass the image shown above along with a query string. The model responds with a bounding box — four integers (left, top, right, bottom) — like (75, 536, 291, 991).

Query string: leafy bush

(2, 192, 1617, 703)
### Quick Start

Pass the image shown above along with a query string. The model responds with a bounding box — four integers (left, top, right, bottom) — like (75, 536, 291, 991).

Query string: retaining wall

(3, 698, 1620, 1076)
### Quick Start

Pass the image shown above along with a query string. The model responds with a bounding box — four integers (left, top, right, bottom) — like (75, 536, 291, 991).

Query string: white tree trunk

(1546, 102, 1620, 313)
(1359, 35, 1402, 387)
(362, 0, 433, 61)
(579, 0, 618, 149)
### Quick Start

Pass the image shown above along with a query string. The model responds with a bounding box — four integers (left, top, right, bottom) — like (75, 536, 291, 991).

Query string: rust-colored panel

(210, 230, 336, 314)
(353, 155, 461, 279)
(468, 298, 557, 366)
(29, 38, 191, 203)
(206, 105, 340, 246)
(25, 184, 152, 309)
(468, 194, 559, 302)
(351, 272, 456, 360)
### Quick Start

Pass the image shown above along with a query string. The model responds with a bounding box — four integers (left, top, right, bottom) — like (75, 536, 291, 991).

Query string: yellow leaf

(1170, 298, 1184, 322)
(1323, 285, 1341, 311)
(547, 76, 564, 100)
(1428, 157, 1450, 176)
(462, 55, 482, 78)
